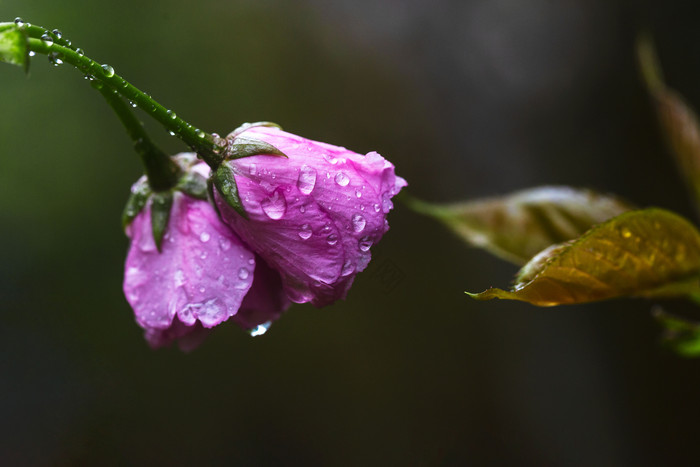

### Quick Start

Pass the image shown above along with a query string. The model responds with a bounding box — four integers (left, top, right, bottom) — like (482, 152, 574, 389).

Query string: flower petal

(233, 255, 292, 329)
(124, 192, 256, 335)
(217, 126, 406, 306)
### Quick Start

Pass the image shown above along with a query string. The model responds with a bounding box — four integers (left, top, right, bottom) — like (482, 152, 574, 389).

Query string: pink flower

(123, 184, 288, 349)
(123, 127, 405, 349)
(214, 126, 407, 306)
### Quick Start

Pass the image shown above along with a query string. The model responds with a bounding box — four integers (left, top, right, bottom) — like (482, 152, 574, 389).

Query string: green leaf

(226, 136, 287, 160)
(638, 35, 700, 214)
(0, 22, 29, 72)
(407, 186, 632, 265)
(468, 208, 700, 306)
(212, 162, 247, 219)
(121, 178, 152, 229)
(150, 192, 173, 252)
(653, 308, 700, 357)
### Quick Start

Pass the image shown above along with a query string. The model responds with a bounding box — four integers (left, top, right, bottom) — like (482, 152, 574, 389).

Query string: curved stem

(95, 83, 181, 191)
(24, 29, 225, 168)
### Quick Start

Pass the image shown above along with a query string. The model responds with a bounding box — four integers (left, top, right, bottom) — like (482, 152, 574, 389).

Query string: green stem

(95, 83, 181, 191)
(24, 27, 226, 168)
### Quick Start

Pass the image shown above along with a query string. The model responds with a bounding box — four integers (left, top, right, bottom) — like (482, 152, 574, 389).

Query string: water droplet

(199, 286, 206, 293)
(76, 48, 84, 56)
(321, 224, 331, 234)
(169, 130, 176, 136)
(238, 267, 249, 280)
(299, 205, 306, 213)
(359, 236, 372, 252)
(28, 51, 36, 57)
(167, 109, 177, 119)
(101, 64, 115, 77)
(249, 321, 272, 337)
(327, 233, 338, 246)
(335, 172, 350, 187)
(355, 189, 362, 198)
(200, 232, 211, 242)
(261, 190, 287, 220)
(299, 224, 312, 240)
(351, 214, 366, 233)
(130, 101, 137, 108)
(52, 29, 62, 39)
(48, 52, 63, 66)
(200, 251, 208, 259)
(41, 33, 53, 46)
(373, 203, 381, 212)
(341, 260, 355, 276)
(323, 153, 338, 165)
(220, 238, 231, 251)
(14, 18, 24, 28)
(381, 192, 393, 213)
(297, 165, 317, 194)
(196, 130, 206, 139)
(174, 269, 185, 286)
(249, 164, 257, 176)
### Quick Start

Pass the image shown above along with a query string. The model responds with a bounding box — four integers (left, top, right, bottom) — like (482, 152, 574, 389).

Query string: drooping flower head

(213, 126, 407, 306)
(123, 155, 290, 350)
(123, 126, 405, 350)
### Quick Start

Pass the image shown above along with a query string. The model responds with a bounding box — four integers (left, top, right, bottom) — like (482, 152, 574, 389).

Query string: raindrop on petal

(261, 190, 287, 220)
(238, 267, 249, 280)
(327, 233, 339, 246)
(334, 172, 350, 187)
(297, 165, 317, 194)
(200, 232, 211, 243)
(298, 224, 312, 240)
(359, 236, 372, 252)
(351, 214, 366, 233)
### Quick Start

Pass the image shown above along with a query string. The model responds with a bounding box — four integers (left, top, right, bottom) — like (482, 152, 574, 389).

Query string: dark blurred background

(1, 0, 699, 465)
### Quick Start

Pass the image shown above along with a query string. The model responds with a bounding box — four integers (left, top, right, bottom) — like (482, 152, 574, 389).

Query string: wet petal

(124, 192, 256, 339)
(233, 256, 292, 330)
(217, 126, 406, 306)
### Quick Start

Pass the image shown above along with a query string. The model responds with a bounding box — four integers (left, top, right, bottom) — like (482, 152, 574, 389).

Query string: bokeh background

(1, 0, 700, 465)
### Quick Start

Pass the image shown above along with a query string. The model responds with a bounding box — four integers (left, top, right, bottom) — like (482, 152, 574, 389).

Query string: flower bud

(214, 126, 406, 306)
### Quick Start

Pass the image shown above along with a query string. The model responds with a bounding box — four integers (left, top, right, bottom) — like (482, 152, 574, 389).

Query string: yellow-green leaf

(468, 208, 700, 306)
(404, 187, 632, 265)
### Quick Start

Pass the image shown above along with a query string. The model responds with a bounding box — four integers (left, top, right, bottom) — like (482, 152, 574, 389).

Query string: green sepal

(228, 121, 282, 139)
(227, 136, 287, 160)
(122, 178, 152, 229)
(151, 192, 174, 252)
(212, 162, 248, 219)
(176, 170, 208, 200)
(0, 22, 29, 73)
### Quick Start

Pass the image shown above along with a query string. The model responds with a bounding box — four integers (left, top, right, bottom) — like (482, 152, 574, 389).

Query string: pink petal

(233, 255, 292, 330)
(124, 192, 256, 341)
(216, 126, 406, 306)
